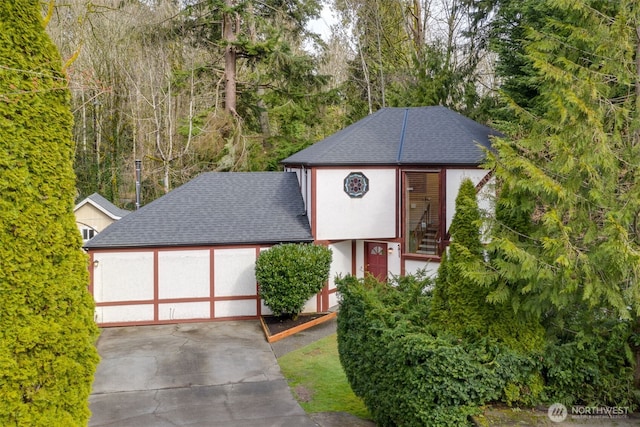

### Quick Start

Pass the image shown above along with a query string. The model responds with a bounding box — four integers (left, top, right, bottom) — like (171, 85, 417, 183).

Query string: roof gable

(85, 172, 312, 249)
(74, 192, 130, 220)
(282, 106, 501, 166)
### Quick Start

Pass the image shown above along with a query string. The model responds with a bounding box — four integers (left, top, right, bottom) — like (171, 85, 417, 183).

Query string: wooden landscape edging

(260, 311, 338, 343)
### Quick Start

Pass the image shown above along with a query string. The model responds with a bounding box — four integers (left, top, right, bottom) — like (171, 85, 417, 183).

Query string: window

(82, 228, 96, 241)
(343, 172, 369, 198)
(405, 171, 441, 255)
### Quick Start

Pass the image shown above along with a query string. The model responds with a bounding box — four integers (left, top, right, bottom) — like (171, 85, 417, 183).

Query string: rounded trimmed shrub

(255, 243, 332, 318)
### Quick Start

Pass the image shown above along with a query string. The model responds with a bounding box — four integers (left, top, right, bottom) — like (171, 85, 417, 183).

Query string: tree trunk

(223, 0, 237, 115)
(257, 87, 271, 148)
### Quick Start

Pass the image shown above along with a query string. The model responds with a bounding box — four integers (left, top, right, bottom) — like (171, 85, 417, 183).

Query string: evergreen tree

(0, 1, 100, 424)
(431, 179, 545, 359)
(485, 0, 640, 320)
(481, 0, 640, 388)
(431, 178, 488, 337)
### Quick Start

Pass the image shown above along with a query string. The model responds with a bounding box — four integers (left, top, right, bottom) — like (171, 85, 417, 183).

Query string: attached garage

(85, 172, 324, 327)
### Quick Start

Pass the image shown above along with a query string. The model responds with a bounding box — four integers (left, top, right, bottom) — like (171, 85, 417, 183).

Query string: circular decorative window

(344, 172, 369, 198)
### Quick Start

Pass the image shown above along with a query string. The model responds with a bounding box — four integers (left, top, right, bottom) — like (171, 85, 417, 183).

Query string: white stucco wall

(328, 241, 351, 287)
(95, 304, 154, 324)
(215, 300, 257, 318)
(214, 248, 257, 297)
(404, 259, 440, 278)
(159, 302, 210, 321)
(158, 250, 210, 299)
(286, 167, 312, 225)
(445, 169, 491, 232)
(315, 168, 396, 240)
(93, 251, 154, 303)
(92, 242, 345, 324)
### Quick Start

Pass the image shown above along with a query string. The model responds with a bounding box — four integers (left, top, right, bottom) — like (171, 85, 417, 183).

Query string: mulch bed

(262, 312, 331, 336)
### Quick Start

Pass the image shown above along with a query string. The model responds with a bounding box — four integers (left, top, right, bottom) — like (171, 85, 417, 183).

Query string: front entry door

(365, 242, 388, 281)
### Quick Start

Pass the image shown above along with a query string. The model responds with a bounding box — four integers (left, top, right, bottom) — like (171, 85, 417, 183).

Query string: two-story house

(85, 106, 499, 326)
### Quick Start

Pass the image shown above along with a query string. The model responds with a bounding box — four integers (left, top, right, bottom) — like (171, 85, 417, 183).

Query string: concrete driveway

(89, 321, 317, 427)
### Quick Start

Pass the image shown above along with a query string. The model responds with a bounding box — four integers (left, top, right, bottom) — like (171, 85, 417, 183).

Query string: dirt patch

(309, 412, 376, 427)
(262, 313, 331, 336)
(293, 385, 314, 402)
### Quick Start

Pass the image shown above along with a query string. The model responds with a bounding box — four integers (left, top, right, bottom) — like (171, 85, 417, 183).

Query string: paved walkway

(89, 321, 317, 426)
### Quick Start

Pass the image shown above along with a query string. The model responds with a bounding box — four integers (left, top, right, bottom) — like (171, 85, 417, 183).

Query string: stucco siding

(215, 300, 257, 318)
(214, 248, 257, 297)
(95, 304, 154, 324)
(404, 259, 440, 277)
(445, 169, 491, 232)
(315, 169, 396, 240)
(159, 302, 210, 321)
(93, 251, 154, 303)
(158, 250, 210, 299)
(328, 241, 352, 288)
(90, 245, 329, 326)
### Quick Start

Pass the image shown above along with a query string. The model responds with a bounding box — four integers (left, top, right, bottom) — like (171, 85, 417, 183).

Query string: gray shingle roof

(84, 172, 312, 249)
(75, 192, 130, 219)
(281, 106, 501, 166)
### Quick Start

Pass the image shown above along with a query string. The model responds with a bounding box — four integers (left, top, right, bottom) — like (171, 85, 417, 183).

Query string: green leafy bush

(542, 318, 636, 408)
(0, 2, 99, 424)
(255, 243, 332, 317)
(336, 274, 541, 426)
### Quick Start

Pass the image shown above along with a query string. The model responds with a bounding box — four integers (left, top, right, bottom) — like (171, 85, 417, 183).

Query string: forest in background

(44, 0, 497, 207)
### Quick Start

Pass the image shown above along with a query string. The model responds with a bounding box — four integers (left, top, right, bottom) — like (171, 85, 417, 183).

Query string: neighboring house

(74, 192, 130, 243)
(85, 106, 499, 326)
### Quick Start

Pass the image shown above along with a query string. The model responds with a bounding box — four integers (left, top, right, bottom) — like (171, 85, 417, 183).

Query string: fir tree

(0, 1, 100, 424)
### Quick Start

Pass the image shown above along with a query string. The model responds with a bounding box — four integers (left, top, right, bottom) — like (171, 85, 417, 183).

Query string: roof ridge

(396, 108, 409, 163)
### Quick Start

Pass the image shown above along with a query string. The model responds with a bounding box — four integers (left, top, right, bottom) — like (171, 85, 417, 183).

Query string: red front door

(365, 242, 388, 281)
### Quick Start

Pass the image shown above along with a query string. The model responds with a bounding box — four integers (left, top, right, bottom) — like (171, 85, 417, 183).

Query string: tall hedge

(0, 2, 100, 425)
(255, 243, 332, 317)
(336, 275, 540, 426)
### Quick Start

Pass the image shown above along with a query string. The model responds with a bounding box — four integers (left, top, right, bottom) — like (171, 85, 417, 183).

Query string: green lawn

(277, 333, 371, 419)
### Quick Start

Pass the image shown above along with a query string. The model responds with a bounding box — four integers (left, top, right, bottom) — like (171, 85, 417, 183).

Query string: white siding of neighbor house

(75, 203, 117, 234)
(315, 168, 396, 241)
